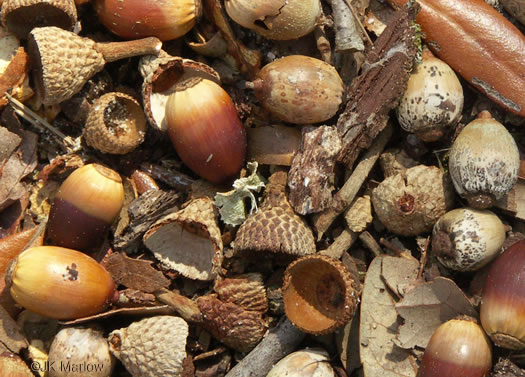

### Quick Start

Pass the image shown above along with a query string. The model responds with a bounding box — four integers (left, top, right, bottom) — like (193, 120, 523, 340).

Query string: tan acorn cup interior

(283, 254, 358, 334)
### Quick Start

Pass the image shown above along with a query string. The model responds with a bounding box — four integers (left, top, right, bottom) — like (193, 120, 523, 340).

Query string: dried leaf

(0, 353, 34, 377)
(104, 252, 170, 293)
(215, 162, 265, 226)
(360, 256, 417, 377)
(0, 305, 27, 353)
(0, 225, 44, 274)
(394, 277, 477, 350)
(381, 255, 419, 298)
(0, 47, 28, 108)
(0, 125, 21, 162)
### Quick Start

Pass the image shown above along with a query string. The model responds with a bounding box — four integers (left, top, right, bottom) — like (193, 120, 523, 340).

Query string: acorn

(266, 348, 335, 377)
(448, 111, 519, 209)
(480, 240, 525, 349)
(94, 0, 201, 41)
(224, 0, 321, 40)
(397, 49, 464, 142)
(47, 163, 124, 251)
(251, 55, 344, 124)
(5, 246, 116, 320)
(417, 317, 492, 377)
(431, 208, 505, 272)
(164, 77, 247, 184)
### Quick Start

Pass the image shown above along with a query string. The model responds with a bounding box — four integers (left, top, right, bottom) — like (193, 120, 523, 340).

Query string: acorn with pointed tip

(47, 164, 124, 251)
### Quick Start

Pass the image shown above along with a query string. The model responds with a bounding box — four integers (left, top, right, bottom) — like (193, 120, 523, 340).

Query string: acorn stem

(95, 37, 162, 63)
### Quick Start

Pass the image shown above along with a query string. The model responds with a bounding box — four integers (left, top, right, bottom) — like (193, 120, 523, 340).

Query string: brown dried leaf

(0, 225, 44, 274)
(360, 256, 417, 377)
(0, 126, 21, 162)
(0, 47, 28, 108)
(0, 305, 27, 354)
(104, 252, 170, 293)
(394, 277, 477, 350)
(381, 255, 419, 298)
(0, 353, 34, 377)
(119, 288, 157, 306)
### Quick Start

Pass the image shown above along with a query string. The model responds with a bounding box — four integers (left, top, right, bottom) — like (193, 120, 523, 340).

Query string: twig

(224, 316, 305, 377)
(417, 236, 430, 280)
(343, 0, 374, 47)
(330, 0, 366, 52)
(5, 93, 77, 152)
(312, 123, 392, 239)
(319, 227, 359, 259)
(358, 231, 382, 257)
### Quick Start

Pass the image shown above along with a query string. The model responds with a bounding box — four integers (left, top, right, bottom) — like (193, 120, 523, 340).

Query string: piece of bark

(113, 189, 181, 252)
(495, 180, 525, 220)
(331, 0, 367, 52)
(246, 124, 302, 166)
(337, 3, 420, 167)
(140, 163, 194, 192)
(491, 358, 525, 377)
(313, 123, 392, 239)
(224, 316, 306, 377)
(288, 125, 342, 215)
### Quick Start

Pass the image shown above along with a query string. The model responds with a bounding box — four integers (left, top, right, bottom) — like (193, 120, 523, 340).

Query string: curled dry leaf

(104, 252, 170, 293)
(394, 277, 477, 350)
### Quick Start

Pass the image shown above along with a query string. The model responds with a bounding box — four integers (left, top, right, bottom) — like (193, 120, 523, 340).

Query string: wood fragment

(337, 3, 419, 167)
(359, 231, 382, 256)
(312, 123, 392, 239)
(495, 180, 525, 220)
(319, 227, 358, 259)
(140, 163, 194, 191)
(288, 125, 341, 215)
(314, 22, 332, 63)
(224, 316, 305, 377)
(331, 0, 367, 52)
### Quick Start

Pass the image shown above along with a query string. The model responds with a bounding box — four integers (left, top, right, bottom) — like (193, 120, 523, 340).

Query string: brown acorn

(47, 164, 124, 251)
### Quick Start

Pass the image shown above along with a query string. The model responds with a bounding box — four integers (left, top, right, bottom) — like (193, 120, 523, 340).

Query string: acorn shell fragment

(109, 316, 189, 377)
(143, 197, 223, 281)
(84, 92, 147, 155)
(266, 348, 335, 377)
(283, 254, 358, 335)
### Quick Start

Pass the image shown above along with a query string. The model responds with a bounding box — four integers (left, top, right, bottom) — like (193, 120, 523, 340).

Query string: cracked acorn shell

(1, 0, 77, 39)
(5, 246, 116, 320)
(266, 348, 335, 377)
(397, 49, 464, 142)
(252, 55, 344, 124)
(143, 197, 223, 281)
(48, 327, 115, 377)
(432, 208, 505, 272)
(282, 254, 358, 335)
(449, 111, 519, 209)
(234, 170, 316, 256)
(372, 165, 455, 236)
(109, 316, 189, 377)
(84, 92, 147, 155)
(224, 0, 321, 40)
(94, 0, 200, 41)
(47, 163, 124, 251)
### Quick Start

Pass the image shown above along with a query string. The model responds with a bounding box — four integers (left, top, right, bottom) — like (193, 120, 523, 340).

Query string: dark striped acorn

(47, 163, 124, 251)
(417, 317, 492, 377)
(5, 246, 116, 319)
(481, 240, 525, 349)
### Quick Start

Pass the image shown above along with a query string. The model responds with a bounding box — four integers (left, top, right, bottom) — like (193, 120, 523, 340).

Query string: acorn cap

(109, 316, 188, 377)
(214, 273, 268, 313)
(139, 51, 219, 131)
(283, 254, 358, 335)
(84, 92, 147, 155)
(1, 0, 77, 39)
(234, 171, 316, 256)
(28, 27, 161, 105)
(143, 197, 223, 281)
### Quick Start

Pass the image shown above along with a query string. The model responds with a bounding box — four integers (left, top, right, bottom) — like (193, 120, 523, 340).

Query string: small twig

(358, 231, 382, 257)
(417, 236, 430, 280)
(5, 93, 76, 152)
(343, 0, 374, 47)
(312, 123, 392, 239)
(379, 237, 408, 257)
(319, 227, 359, 259)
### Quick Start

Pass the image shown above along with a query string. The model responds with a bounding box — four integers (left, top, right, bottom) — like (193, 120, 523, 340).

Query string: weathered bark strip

(337, 3, 419, 167)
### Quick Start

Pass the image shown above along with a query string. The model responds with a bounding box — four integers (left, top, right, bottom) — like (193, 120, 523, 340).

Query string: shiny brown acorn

(481, 240, 525, 349)
(251, 55, 344, 124)
(417, 317, 492, 377)
(5, 246, 116, 320)
(47, 164, 124, 251)
(94, 0, 200, 41)
(164, 77, 247, 184)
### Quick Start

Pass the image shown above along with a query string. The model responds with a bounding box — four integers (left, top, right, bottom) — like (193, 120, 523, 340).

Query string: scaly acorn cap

(109, 316, 189, 377)
(234, 170, 316, 256)
(28, 26, 161, 105)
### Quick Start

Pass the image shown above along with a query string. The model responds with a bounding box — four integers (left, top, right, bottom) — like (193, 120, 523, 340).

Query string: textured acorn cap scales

(1, 0, 77, 39)
(143, 197, 223, 281)
(28, 27, 162, 105)
(214, 273, 268, 312)
(109, 316, 189, 377)
(234, 170, 316, 256)
(139, 51, 219, 131)
(282, 254, 358, 334)
(84, 92, 147, 155)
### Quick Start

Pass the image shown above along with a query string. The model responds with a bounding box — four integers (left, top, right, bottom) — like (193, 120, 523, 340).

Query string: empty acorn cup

(84, 92, 147, 155)
(283, 254, 358, 334)
(1, 0, 77, 39)
(28, 26, 162, 105)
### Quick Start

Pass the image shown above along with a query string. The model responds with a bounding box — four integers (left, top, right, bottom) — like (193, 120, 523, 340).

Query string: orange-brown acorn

(165, 77, 247, 184)
(5, 246, 116, 319)
(47, 164, 124, 251)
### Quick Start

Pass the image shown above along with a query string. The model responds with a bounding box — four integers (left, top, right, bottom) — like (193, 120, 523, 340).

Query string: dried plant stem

(358, 231, 382, 256)
(319, 227, 359, 259)
(313, 123, 392, 239)
(224, 316, 305, 377)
